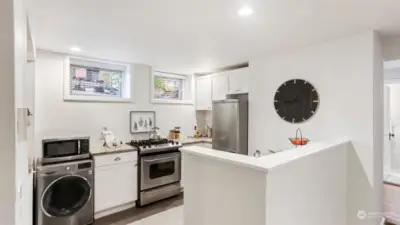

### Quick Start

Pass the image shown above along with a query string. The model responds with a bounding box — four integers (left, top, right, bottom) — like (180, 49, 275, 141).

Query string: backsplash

(195, 111, 212, 134)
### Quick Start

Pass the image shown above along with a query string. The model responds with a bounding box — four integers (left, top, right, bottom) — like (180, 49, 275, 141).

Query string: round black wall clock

(274, 79, 319, 123)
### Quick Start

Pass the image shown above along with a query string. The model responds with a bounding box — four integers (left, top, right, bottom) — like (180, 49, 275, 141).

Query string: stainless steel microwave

(42, 137, 90, 164)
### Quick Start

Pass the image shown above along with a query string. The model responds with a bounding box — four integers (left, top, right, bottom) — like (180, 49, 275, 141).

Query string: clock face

(274, 79, 319, 123)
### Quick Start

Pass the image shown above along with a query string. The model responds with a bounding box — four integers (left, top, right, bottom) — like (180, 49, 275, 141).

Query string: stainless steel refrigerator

(212, 98, 248, 155)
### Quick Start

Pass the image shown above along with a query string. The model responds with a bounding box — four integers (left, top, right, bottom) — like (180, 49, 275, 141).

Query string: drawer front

(94, 151, 138, 167)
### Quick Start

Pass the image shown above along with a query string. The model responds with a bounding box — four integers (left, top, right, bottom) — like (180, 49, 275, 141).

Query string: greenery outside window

(151, 71, 193, 104)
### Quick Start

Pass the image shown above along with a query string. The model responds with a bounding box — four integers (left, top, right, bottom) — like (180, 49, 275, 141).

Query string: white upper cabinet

(227, 68, 249, 94)
(195, 67, 248, 110)
(196, 76, 212, 110)
(211, 73, 229, 101)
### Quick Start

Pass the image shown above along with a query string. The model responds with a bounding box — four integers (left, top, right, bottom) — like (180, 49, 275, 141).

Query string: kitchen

(3, 1, 400, 225)
(31, 49, 251, 224)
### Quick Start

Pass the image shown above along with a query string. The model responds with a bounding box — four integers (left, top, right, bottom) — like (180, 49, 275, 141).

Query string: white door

(384, 86, 393, 175)
(196, 76, 212, 110)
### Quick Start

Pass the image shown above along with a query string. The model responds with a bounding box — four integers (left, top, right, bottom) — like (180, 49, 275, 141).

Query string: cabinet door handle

(114, 157, 121, 161)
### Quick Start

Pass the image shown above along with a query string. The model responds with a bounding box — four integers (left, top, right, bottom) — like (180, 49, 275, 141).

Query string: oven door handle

(143, 156, 177, 163)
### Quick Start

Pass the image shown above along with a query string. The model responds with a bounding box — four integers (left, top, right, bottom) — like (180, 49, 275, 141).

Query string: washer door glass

(42, 175, 91, 217)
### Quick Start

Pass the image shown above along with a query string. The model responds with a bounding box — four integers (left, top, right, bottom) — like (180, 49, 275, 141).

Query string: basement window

(151, 71, 193, 104)
(64, 57, 133, 102)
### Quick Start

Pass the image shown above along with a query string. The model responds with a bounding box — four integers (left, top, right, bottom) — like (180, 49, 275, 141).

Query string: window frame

(63, 56, 134, 103)
(150, 70, 194, 105)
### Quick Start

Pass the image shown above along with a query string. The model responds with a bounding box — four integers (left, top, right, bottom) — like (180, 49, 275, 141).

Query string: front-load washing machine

(36, 159, 94, 225)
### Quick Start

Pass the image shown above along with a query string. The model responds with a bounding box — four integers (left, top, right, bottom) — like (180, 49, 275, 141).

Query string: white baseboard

(94, 202, 136, 219)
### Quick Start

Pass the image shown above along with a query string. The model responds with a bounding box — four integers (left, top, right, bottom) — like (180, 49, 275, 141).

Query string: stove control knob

(142, 145, 146, 149)
(175, 142, 179, 145)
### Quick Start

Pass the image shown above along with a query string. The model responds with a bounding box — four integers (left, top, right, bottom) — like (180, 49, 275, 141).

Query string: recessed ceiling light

(238, 6, 253, 17)
(70, 46, 81, 52)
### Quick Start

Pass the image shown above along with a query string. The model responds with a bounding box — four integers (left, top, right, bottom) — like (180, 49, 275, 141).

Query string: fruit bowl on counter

(289, 138, 309, 146)
(289, 128, 310, 147)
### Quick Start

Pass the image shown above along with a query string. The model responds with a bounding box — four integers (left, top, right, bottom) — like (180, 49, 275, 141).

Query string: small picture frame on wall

(130, 111, 156, 133)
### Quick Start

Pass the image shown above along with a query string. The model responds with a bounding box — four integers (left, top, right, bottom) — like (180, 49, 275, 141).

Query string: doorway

(384, 83, 400, 175)
(383, 61, 400, 224)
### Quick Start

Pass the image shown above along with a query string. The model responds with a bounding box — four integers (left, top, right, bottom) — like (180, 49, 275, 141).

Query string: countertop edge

(181, 146, 269, 173)
(181, 140, 212, 145)
(90, 147, 138, 156)
(181, 138, 212, 145)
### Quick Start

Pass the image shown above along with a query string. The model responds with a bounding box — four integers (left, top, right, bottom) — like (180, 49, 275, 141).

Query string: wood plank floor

(93, 194, 183, 225)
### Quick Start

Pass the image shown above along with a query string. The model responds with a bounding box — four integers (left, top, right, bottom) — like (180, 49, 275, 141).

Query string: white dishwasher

(93, 151, 138, 218)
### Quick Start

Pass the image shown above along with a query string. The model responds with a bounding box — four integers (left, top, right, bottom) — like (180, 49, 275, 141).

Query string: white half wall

(249, 31, 383, 225)
(182, 139, 351, 225)
(183, 152, 267, 225)
(265, 141, 348, 225)
(34, 51, 197, 157)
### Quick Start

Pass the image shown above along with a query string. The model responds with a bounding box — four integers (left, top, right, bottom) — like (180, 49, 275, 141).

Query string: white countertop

(180, 137, 351, 173)
(180, 137, 212, 145)
(89, 137, 211, 156)
(90, 144, 137, 156)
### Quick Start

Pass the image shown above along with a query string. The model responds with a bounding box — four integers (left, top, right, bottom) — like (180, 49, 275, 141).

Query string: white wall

(0, 0, 30, 224)
(382, 37, 400, 61)
(249, 31, 383, 225)
(34, 51, 197, 157)
(0, 0, 17, 223)
(372, 32, 384, 221)
(183, 152, 267, 225)
(265, 141, 348, 225)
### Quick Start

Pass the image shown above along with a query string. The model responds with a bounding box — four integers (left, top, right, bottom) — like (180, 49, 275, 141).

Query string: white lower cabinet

(94, 152, 138, 214)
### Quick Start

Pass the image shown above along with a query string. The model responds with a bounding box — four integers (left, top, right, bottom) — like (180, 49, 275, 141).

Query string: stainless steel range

(127, 138, 182, 206)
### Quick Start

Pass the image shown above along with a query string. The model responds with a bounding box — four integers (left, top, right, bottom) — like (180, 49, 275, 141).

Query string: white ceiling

(28, 0, 400, 74)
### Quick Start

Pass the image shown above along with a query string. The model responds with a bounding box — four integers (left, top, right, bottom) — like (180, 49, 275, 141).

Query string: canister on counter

(174, 127, 181, 139)
(169, 130, 175, 139)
